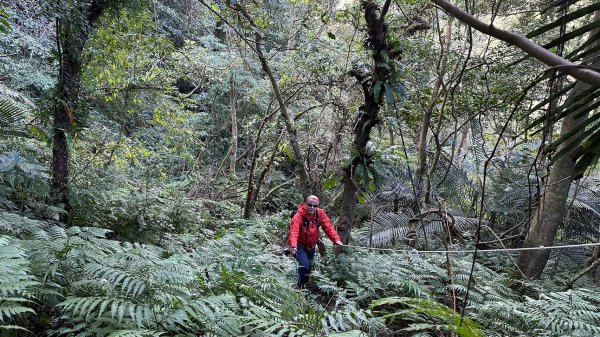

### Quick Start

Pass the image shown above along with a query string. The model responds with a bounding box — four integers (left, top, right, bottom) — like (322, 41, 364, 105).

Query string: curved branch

(564, 254, 600, 290)
(432, 0, 600, 87)
(380, 0, 392, 20)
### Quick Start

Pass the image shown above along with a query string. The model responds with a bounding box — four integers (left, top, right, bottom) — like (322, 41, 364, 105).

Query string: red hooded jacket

(287, 203, 341, 249)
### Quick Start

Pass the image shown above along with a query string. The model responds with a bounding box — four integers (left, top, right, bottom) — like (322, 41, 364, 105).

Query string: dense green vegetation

(1, 0, 600, 336)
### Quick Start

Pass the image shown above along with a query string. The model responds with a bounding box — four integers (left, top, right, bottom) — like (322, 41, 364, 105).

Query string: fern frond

(0, 303, 35, 323)
(169, 294, 242, 336)
(0, 325, 32, 332)
(0, 84, 34, 107)
(107, 329, 165, 337)
(0, 99, 29, 138)
(59, 296, 153, 327)
(320, 308, 375, 335)
(371, 297, 484, 337)
(84, 264, 147, 297)
(0, 236, 37, 329)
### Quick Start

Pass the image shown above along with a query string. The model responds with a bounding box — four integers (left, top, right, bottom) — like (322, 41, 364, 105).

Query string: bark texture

(517, 10, 600, 278)
(338, 0, 391, 244)
(52, 0, 108, 223)
(229, 73, 238, 178)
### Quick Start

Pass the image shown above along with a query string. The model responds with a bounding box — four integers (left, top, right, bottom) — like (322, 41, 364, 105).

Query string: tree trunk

(516, 80, 592, 278)
(243, 110, 278, 219)
(338, 0, 392, 244)
(236, 4, 311, 196)
(229, 73, 238, 179)
(419, 16, 452, 205)
(52, 0, 108, 224)
(517, 10, 600, 278)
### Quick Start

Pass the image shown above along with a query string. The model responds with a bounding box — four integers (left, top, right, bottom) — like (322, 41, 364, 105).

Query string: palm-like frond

(0, 99, 29, 138)
(523, 0, 600, 177)
(562, 184, 600, 246)
(360, 208, 482, 249)
(362, 212, 411, 247)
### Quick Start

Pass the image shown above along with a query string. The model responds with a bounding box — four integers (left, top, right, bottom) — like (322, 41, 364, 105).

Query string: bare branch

(432, 0, 600, 87)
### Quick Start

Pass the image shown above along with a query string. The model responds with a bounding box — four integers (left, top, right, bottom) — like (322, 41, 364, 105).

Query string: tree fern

(360, 209, 482, 249)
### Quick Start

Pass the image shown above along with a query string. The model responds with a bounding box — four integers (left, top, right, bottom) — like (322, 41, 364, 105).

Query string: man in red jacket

(288, 195, 343, 288)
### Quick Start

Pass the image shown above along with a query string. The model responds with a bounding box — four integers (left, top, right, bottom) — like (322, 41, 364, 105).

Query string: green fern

(2, 207, 599, 336)
(107, 330, 165, 337)
(0, 99, 29, 138)
(0, 8, 9, 33)
(0, 236, 37, 331)
(474, 289, 600, 336)
(371, 297, 484, 337)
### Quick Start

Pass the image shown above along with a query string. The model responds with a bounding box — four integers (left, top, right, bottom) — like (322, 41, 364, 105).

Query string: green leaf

(0, 18, 9, 33)
(384, 84, 394, 105)
(369, 165, 381, 189)
(381, 50, 389, 63)
(573, 130, 600, 179)
(373, 81, 382, 102)
(29, 125, 48, 142)
(327, 32, 336, 39)
(66, 132, 74, 152)
(362, 165, 371, 186)
(323, 177, 337, 190)
(354, 163, 363, 179)
(329, 331, 367, 337)
(0, 9, 9, 33)
(392, 83, 407, 102)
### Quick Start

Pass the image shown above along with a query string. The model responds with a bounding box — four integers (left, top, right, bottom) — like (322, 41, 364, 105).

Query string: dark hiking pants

(295, 245, 315, 287)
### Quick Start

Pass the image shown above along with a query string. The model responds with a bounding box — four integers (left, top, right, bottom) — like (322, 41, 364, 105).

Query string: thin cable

(339, 242, 600, 254)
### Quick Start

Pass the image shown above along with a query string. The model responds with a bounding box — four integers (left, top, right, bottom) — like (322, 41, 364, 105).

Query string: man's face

(306, 201, 318, 214)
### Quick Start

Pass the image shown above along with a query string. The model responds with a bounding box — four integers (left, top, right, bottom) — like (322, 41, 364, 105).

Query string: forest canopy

(1, 0, 600, 336)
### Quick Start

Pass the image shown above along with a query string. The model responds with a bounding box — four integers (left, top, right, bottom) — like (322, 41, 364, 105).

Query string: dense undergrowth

(2, 0, 600, 335)
(1, 208, 600, 336)
(1, 147, 600, 337)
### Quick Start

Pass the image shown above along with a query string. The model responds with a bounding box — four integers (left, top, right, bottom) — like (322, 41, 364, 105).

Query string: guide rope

(339, 242, 600, 254)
